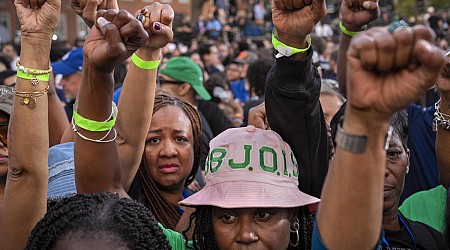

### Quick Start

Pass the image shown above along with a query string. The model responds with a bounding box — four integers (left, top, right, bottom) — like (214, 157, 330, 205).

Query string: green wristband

(131, 53, 160, 70)
(16, 70, 50, 81)
(73, 101, 118, 132)
(272, 28, 311, 58)
(339, 21, 360, 37)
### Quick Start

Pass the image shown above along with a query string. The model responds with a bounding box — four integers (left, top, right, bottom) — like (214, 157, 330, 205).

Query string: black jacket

(265, 50, 329, 198)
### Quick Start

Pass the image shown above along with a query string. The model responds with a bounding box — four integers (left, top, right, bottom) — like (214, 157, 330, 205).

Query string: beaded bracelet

(72, 101, 118, 132)
(131, 53, 161, 70)
(16, 60, 52, 86)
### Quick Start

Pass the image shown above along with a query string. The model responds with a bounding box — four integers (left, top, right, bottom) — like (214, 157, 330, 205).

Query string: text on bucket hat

(180, 126, 320, 208)
(159, 57, 211, 101)
(0, 85, 14, 115)
(51, 48, 83, 77)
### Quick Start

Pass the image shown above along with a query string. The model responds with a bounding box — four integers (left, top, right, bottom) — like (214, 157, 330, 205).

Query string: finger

(119, 16, 148, 45)
(23, 0, 31, 8)
(105, 0, 119, 10)
(160, 4, 175, 27)
(37, 0, 45, 7)
(152, 22, 174, 43)
(344, 0, 353, 9)
(292, 0, 305, 9)
(312, 0, 326, 16)
(97, 17, 126, 57)
(362, 0, 378, 10)
(350, 33, 378, 71)
(103, 8, 118, 22)
(46, 0, 62, 13)
(368, 27, 396, 72)
(272, 0, 285, 10)
(85, 0, 103, 16)
(413, 41, 445, 92)
(282, 0, 294, 9)
(30, 0, 39, 9)
(302, 0, 312, 6)
(391, 27, 414, 69)
(112, 10, 134, 30)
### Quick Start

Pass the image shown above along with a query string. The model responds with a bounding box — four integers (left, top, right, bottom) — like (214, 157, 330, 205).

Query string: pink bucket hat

(180, 126, 320, 208)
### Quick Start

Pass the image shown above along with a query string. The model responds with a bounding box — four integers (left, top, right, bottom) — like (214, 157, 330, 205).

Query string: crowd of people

(0, 0, 449, 249)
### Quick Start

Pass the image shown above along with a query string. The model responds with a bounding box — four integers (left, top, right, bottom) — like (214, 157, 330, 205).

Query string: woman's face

(144, 105, 194, 191)
(212, 207, 297, 250)
(383, 132, 410, 212)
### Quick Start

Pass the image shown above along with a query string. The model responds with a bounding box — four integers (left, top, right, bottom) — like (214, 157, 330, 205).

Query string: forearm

(117, 48, 160, 191)
(0, 35, 51, 249)
(48, 75, 70, 146)
(436, 95, 450, 188)
(337, 33, 352, 97)
(317, 107, 389, 249)
(266, 53, 328, 197)
(74, 58, 122, 194)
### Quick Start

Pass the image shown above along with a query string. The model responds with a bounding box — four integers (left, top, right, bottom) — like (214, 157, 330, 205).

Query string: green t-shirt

(399, 185, 446, 233)
(159, 223, 194, 249)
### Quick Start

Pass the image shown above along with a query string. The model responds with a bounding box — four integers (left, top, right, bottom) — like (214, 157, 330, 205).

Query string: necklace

(382, 213, 417, 250)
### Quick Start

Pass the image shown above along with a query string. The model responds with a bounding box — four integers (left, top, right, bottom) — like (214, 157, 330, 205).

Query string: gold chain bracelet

(12, 86, 49, 109)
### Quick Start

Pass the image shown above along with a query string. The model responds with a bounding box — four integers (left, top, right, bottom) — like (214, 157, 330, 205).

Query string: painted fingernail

(154, 22, 161, 31)
(97, 17, 109, 27)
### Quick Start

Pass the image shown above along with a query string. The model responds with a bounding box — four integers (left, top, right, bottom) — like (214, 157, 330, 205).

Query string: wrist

(340, 20, 367, 33)
(343, 107, 391, 134)
(19, 37, 52, 68)
(135, 48, 162, 61)
(275, 30, 308, 50)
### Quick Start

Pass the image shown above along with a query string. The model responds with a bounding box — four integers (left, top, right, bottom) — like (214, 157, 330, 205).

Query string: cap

(180, 126, 320, 208)
(0, 85, 14, 115)
(159, 57, 211, 101)
(52, 48, 83, 76)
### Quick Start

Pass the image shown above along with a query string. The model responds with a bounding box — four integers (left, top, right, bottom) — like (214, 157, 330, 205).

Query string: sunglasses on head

(157, 77, 184, 85)
(0, 122, 8, 147)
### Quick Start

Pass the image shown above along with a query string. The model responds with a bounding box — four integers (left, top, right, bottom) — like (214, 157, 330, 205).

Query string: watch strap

(335, 124, 368, 154)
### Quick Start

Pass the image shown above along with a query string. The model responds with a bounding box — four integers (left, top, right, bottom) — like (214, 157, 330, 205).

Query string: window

(55, 13, 67, 40)
(76, 16, 89, 39)
(0, 12, 11, 43)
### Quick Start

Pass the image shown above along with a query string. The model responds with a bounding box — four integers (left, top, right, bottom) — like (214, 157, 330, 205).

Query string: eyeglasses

(158, 77, 184, 85)
(0, 122, 8, 147)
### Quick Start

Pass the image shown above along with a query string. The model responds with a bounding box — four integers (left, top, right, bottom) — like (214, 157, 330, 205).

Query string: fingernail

(97, 17, 108, 27)
(154, 22, 161, 31)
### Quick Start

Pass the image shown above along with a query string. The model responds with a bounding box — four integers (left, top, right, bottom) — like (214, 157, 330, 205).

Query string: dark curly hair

(183, 206, 315, 250)
(246, 59, 274, 97)
(26, 192, 171, 250)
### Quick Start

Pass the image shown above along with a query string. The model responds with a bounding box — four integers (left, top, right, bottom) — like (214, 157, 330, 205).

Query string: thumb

(45, 0, 62, 12)
(151, 22, 174, 42)
(413, 40, 445, 91)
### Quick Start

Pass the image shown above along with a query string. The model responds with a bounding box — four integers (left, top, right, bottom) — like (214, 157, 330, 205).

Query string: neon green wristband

(131, 53, 160, 70)
(16, 70, 50, 81)
(73, 101, 118, 132)
(272, 28, 311, 58)
(339, 21, 360, 37)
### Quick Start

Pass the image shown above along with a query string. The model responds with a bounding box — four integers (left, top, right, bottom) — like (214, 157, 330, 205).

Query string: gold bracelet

(16, 60, 52, 86)
(12, 86, 49, 109)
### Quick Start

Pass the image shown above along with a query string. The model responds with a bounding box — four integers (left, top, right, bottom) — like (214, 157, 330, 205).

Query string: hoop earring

(290, 218, 300, 247)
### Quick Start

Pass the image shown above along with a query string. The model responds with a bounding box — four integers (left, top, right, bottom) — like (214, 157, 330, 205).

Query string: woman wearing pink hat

(178, 126, 320, 249)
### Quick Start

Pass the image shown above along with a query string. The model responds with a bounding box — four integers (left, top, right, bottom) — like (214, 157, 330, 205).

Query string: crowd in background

(0, 0, 449, 249)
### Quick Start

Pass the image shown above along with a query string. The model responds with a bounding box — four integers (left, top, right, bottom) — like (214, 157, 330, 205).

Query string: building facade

(0, 0, 193, 44)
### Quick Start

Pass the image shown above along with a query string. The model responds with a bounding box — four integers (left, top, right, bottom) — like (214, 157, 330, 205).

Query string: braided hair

(26, 192, 171, 250)
(139, 94, 202, 230)
(183, 206, 315, 250)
